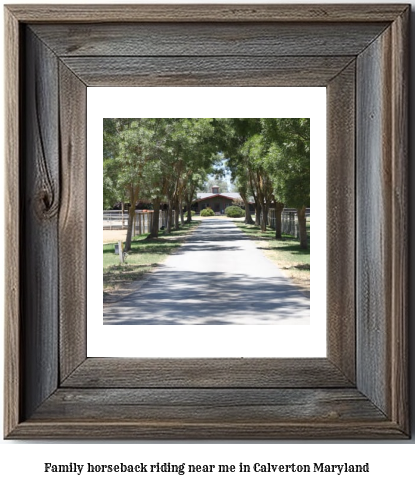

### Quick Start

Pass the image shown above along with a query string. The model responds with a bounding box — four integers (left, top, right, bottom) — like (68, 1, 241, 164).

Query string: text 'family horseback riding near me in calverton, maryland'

(43, 461, 369, 476)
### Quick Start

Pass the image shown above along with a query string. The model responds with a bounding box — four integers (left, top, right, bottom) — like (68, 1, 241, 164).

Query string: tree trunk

(174, 199, 180, 230)
(275, 202, 284, 239)
(124, 205, 136, 251)
(180, 201, 185, 225)
(242, 197, 254, 224)
(260, 202, 268, 232)
(148, 198, 160, 238)
(297, 205, 308, 249)
(166, 200, 173, 234)
(124, 186, 139, 251)
(186, 197, 193, 223)
(255, 201, 261, 226)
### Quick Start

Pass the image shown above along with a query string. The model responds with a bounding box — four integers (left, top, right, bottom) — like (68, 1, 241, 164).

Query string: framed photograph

(93, 88, 326, 359)
(4, 4, 409, 439)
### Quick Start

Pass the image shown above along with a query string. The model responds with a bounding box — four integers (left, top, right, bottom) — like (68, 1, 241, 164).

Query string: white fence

(267, 208, 310, 238)
(103, 210, 128, 230)
(103, 209, 174, 236)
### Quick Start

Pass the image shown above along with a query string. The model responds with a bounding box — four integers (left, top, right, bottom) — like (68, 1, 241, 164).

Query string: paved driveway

(103, 218, 310, 325)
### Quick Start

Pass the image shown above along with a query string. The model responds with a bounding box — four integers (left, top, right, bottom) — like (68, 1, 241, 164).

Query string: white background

(88, 86, 326, 357)
(1, 1, 415, 487)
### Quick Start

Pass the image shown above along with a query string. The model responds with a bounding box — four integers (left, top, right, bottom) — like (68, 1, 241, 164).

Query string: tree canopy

(103, 117, 310, 248)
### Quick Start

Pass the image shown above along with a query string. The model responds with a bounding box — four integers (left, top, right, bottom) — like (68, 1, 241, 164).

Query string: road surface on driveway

(103, 218, 310, 325)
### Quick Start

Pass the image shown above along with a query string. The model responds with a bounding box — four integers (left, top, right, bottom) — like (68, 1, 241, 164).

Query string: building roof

(195, 192, 241, 202)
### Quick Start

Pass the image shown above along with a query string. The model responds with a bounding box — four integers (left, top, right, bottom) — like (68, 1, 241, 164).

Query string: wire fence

(103, 210, 128, 230)
(268, 208, 310, 238)
(104, 207, 309, 239)
(103, 210, 174, 236)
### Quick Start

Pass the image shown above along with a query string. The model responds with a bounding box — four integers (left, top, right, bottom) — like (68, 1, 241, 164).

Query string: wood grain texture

(6, 4, 409, 23)
(356, 31, 389, 415)
(58, 63, 87, 382)
(389, 8, 409, 432)
(7, 421, 407, 440)
(4, 6, 21, 438)
(4, 5, 410, 440)
(356, 20, 408, 426)
(326, 62, 356, 383)
(12, 387, 403, 440)
(60, 56, 354, 87)
(21, 28, 60, 419)
(32, 388, 386, 423)
(62, 358, 352, 388)
(31, 22, 388, 57)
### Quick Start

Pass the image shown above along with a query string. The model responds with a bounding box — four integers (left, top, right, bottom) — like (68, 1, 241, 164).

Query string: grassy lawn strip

(234, 222, 310, 296)
(103, 221, 200, 299)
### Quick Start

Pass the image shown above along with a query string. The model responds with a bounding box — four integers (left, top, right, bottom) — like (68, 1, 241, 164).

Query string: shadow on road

(104, 269, 309, 325)
(174, 219, 251, 253)
(103, 218, 310, 326)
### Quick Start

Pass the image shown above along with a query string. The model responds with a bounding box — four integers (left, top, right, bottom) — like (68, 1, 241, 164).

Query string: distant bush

(225, 206, 244, 218)
(200, 208, 215, 217)
(191, 210, 196, 216)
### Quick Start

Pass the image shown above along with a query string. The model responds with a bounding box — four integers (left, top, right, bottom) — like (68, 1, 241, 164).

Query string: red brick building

(193, 186, 252, 214)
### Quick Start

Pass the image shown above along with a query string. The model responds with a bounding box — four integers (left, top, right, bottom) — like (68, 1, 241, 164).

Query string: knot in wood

(36, 187, 59, 219)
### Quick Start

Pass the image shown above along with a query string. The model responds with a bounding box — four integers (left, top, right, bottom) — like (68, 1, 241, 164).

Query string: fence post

(118, 241, 124, 263)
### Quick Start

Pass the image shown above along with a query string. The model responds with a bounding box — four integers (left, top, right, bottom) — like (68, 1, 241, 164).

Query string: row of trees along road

(103, 118, 310, 250)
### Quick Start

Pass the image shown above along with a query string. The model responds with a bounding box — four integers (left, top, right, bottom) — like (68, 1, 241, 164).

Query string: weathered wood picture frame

(4, 4, 409, 439)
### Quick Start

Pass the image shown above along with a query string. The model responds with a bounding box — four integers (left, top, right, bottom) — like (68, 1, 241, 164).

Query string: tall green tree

(183, 169, 209, 223)
(103, 118, 123, 209)
(241, 133, 274, 231)
(262, 118, 310, 248)
(103, 117, 310, 249)
(169, 118, 217, 228)
(103, 118, 156, 251)
(213, 118, 261, 225)
(140, 118, 216, 234)
(232, 170, 254, 224)
(139, 118, 176, 238)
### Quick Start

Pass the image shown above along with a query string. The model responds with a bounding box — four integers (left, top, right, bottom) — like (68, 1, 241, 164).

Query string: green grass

(103, 221, 200, 292)
(235, 222, 310, 293)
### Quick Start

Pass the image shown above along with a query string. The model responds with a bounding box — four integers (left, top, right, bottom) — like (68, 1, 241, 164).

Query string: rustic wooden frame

(4, 4, 409, 439)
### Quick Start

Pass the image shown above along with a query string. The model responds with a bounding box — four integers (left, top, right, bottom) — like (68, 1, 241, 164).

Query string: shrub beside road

(225, 205, 244, 218)
(200, 208, 215, 217)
